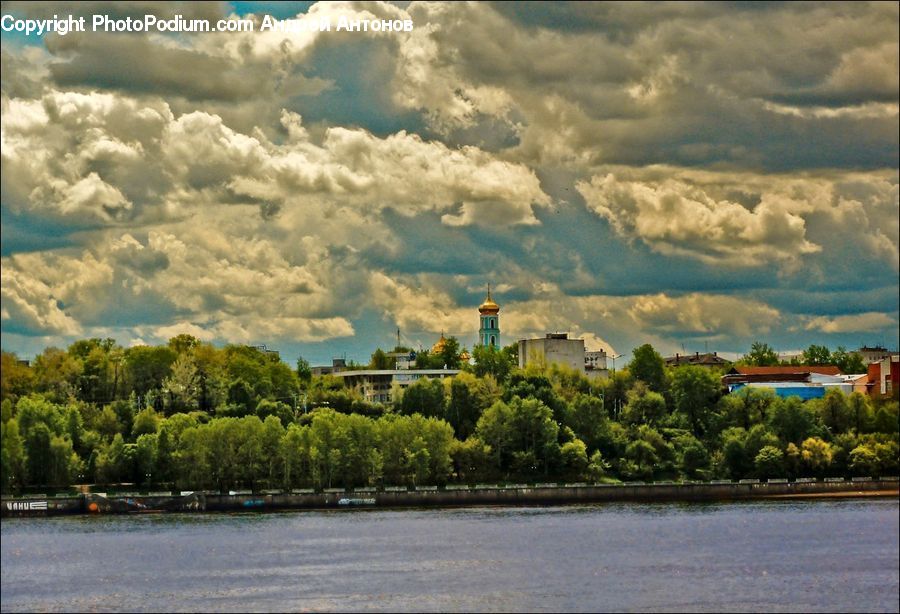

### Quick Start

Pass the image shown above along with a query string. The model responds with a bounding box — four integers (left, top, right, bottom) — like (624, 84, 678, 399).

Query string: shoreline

(3, 479, 898, 517)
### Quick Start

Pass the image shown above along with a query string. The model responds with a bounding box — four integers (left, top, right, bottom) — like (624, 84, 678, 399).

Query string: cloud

(2, 89, 550, 228)
(390, 2, 898, 169)
(805, 312, 897, 334)
(576, 166, 898, 270)
(1, 250, 113, 335)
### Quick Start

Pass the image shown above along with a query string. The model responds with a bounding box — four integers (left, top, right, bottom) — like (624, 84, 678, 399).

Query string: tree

(163, 354, 201, 414)
(767, 396, 818, 444)
(800, 437, 833, 476)
(1, 419, 27, 492)
(673, 433, 710, 479)
(132, 408, 162, 438)
(629, 344, 666, 392)
(847, 392, 874, 433)
(439, 337, 463, 370)
(398, 377, 445, 419)
(560, 438, 589, 479)
(24, 423, 53, 485)
(450, 436, 492, 483)
(721, 427, 750, 479)
(565, 393, 608, 452)
(743, 342, 779, 367)
(168, 334, 200, 355)
(848, 444, 879, 476)
(670, 366, 720, 437)
(134, 433, 158, 485)
(32, 347, 80, 403)
(718, 386, 778, 431)
(813, 388, 852, 435)
(296, 357, 312, 385)
(446, 372, 497, 440)
(473, 344, 514, 383)
(621, 384, 667, 426)
(1, 351, 35, 403)
(754, 445, 784, 479)
(831, 347, 866, 374)
(369, 348, 392, 370)
(802, 345, 832, 366)
(125, 345, 177, 400)
(476, 397, 560, 476)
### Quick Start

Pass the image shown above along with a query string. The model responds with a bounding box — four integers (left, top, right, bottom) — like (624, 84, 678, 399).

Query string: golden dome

(431, 333, 447, 354)
(478, 286, 500, 314)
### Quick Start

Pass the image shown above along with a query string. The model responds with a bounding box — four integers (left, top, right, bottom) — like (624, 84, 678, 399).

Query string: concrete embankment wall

(3, 478, 897, 517)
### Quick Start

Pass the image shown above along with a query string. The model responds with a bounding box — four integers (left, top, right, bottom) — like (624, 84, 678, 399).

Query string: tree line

(1, 338, 897, 493)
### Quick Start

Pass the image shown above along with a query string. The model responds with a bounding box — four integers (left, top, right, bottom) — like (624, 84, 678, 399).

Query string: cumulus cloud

(2, 90, 550, 228)
(805, 312, 897, 334)
(576, 167, 898, 270)
(1, 250, 113, 335)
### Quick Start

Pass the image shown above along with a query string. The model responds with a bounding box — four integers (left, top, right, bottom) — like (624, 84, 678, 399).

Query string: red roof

(732, 366, 842, 376)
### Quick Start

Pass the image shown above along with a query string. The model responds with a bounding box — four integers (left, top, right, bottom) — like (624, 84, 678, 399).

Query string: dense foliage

(1, 338, 897, 493)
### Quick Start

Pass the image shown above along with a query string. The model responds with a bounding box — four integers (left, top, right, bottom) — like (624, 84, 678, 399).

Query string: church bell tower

(478, 285, 500, 348)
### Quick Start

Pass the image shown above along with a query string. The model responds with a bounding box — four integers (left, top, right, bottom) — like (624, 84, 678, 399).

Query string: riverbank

(3, 477, 897, 517)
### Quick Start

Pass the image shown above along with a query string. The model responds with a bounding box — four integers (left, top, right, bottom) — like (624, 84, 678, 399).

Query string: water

(2, 499, 898, 612)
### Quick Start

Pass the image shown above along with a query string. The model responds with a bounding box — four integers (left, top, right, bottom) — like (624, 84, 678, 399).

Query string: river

(2, 498, 898, 612)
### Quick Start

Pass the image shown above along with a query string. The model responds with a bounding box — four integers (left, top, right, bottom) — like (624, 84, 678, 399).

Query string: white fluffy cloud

(2, 91, 550, 227)
(577, 167, 898, 269)
(805, 312, 897, 334)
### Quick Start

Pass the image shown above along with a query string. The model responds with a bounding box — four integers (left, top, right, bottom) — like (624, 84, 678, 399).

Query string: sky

(1, 1, 898, 366)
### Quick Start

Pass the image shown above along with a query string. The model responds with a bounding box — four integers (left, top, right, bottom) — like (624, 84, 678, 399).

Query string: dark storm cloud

(45, 33, 267, 101)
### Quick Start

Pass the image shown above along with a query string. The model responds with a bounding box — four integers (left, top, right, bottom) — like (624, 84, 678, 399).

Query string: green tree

(718, 386, 778, 431)
(624, 439, 658, 480)
(802, 344, 832, 366)
(565, 393, 608, 452)
(125, 345, 177, 401)
(369, 348, 392, 370)
(754, 445, 784, 479)
(800, 437, 833, 476)
(446, 372, 497, 440)
(296, 357, 312, 385)
(167, 334, 200, 355)
(1, 419, 27, 492)
(673, 433, 710, 479)
(847, 392, 874, 433)
(629, 344, 666, 392)
(621, 384, 667, 426)
(848, 444, 879, 476)
(767, 396, 818, 444)
(0, 351, 35, 403)
(438, 337, 463, 370)
(670, 366, 720, 437)
(398, 377, 445, 419)
(812, 388, 852, 435)
(163, 354, 201, 414)
(560, 438, 589, 479)
(742, 342, 780, 366)
(721, 427, 750, 479)
(134, 433, 158, 485)
(473, 344, 514, 382)
(48, 434, 78, 485)
(831, 347, 867, 374)
(450, 436, 492, 483)
(32, 347, 81, 403)
(132, 408, 162, 438)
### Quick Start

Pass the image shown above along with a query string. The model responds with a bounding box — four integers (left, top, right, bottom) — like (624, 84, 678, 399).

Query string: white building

(333, 369, 460, 404)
